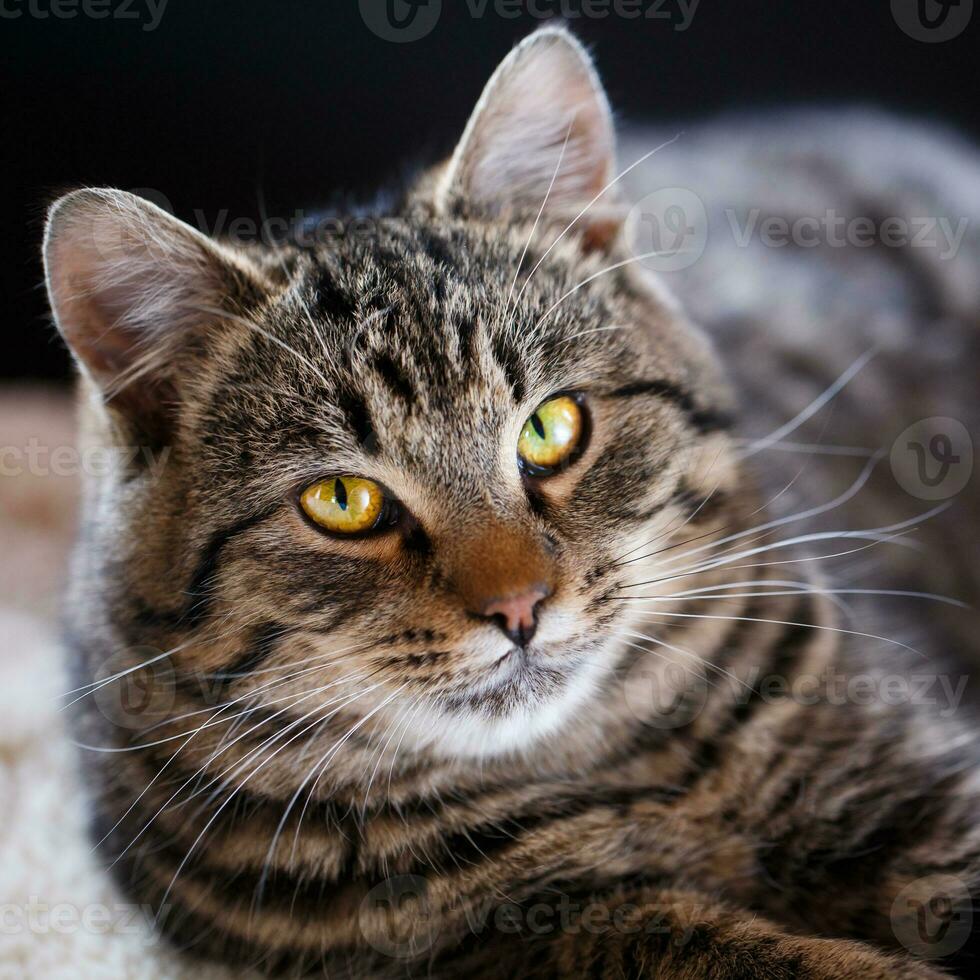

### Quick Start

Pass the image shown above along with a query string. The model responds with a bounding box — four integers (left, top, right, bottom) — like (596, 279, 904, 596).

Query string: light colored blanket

(0, 388, 240, 980)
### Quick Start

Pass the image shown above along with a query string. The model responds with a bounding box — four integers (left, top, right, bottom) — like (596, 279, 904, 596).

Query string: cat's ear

(43, 188, 266, 441)
(439, 26, 620, 248)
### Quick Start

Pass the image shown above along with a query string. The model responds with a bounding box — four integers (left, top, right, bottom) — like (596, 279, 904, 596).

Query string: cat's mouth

(492, 645, 529, 671)
(399, 634, 612, 760)
(491, 641, 558, 685)
(440, 642, 583, 714)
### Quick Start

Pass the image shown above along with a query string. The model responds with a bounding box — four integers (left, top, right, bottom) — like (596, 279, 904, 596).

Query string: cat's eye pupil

(300, 476, 387, 536)
(517, 395, 586, 476)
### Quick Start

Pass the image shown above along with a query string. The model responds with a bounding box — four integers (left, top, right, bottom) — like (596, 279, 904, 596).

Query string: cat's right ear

(43, 188, 266, 442)
(437, 26, 621, 249)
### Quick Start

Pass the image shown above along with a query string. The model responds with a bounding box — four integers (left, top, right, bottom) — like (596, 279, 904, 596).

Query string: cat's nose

(476, 586, 550, 648)
(447, 526, 556, 648)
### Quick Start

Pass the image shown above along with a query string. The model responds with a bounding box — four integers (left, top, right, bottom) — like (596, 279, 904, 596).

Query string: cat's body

(623, 110, 980, 665)
(46, 29, 979, 979)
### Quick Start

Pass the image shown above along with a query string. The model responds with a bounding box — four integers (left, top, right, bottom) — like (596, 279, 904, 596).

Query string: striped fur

(45, 27, 979, 979)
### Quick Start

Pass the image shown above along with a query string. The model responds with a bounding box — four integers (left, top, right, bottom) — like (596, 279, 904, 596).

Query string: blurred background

(5, 0, 980, 383)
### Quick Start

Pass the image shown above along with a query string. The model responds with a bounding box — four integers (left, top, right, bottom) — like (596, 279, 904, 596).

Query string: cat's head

(44, 27, 734, 765)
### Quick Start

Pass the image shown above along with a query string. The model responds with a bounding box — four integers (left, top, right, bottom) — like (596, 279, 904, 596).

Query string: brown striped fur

(43, 26, 980, 979)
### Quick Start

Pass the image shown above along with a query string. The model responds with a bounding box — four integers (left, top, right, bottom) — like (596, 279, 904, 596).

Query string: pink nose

(478, 585, 550, 647)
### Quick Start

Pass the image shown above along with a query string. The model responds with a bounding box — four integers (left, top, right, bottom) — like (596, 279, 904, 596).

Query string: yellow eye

(300, 476, 386, 535)
(518, 395, 585, 474)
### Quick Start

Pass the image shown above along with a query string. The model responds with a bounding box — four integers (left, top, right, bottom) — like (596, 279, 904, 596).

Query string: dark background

(4, 0, 978, 382)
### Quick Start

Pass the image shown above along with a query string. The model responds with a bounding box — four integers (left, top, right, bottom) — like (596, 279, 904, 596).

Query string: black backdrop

(4, 0, 978, 381)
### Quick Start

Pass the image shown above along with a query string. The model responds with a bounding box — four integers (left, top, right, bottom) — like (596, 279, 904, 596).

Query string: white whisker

(626, 609, 925, 658)
(255, 684, 408, 907)
(152, 678, 389, 924)
(739, 347, 878, 458)
(195, 304, 332, 389)
(512, 135, 681, 311)
(499, 117, 576, 332)
(530, 248, 691, 341)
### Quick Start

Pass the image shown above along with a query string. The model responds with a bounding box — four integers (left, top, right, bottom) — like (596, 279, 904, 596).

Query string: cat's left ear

(43, 188, 269, 443)
(438, 26, 620, 249)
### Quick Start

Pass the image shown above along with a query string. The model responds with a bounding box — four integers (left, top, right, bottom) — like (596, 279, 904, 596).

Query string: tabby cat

(44, 26, 980, 979)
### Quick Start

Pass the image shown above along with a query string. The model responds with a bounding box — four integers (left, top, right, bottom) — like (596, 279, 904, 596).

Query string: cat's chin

(399, 653, 611, 762)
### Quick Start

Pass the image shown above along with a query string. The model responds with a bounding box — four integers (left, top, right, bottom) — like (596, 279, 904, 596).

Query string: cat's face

(45, 28, 731, 763)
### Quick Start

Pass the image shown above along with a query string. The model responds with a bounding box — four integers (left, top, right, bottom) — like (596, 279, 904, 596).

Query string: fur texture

(41, 27, 980, 979)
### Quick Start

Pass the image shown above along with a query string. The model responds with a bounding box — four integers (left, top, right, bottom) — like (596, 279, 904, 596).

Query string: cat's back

(622, 108, 980, 661)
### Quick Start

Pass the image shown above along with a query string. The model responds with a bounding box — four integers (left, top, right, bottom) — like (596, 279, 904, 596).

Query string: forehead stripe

(611, 379, 732, 434)
(490, 333, 527, 404)
(338, 387, 377, 454)
(371, 352, 417, 406)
